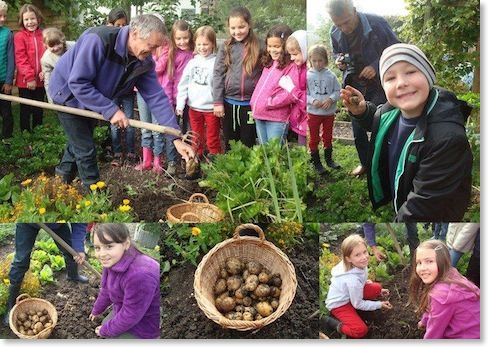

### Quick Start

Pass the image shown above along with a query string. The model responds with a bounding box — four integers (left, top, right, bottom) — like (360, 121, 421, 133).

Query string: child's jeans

(255, 119, 288, 145)
(136, 92, 163, 156)
(189, 108, 222, 156)
(308, 113, 334, 151)
(0, 98, 13, 138)
(111, 94, 135, 154)
(18, 87, 45, 132)
(330, 282, 383, 338)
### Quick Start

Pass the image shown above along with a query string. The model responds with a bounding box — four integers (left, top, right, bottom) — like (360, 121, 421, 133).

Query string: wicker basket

(166, 193, 224, 223)
(9, 294, 58, 339)
(194, 224, 297, 331)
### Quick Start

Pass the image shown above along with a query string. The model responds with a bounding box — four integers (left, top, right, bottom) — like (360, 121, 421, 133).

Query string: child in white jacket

(176, 26, 222, 159)
(324, 234, 392, 338)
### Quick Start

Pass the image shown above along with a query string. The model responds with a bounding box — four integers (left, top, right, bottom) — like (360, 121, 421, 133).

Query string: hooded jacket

(354, 88, 472, 222)
(446, 223, 479, 253)
(14, 28, 44, 88)
(420, 268, 480, 339)
(325, 261, 383, 311)
(213, 39, 263, 104)
(306, 68, 341, 115)
(91, 247, 160, 339)
(48, 26, 178, 137)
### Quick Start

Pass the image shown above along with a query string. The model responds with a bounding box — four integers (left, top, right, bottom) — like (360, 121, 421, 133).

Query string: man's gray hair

(130, 14, 167, 39)
(326, 0, 354, 17)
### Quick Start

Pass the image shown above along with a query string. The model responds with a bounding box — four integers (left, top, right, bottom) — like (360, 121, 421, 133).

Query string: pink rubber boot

(152, 156, 164, 174)
(135, 147, 153, 171)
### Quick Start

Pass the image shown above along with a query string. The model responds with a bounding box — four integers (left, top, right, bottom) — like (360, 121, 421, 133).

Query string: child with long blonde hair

(324, 234, 392, 338)
(409, 239, 480, 339)
(176, 25, 222, 160)
(213, 6, 263, 150)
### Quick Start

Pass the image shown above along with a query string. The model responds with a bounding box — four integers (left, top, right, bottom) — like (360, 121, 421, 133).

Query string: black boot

(324, 147, 341, 169)
(311, 151, 326, 175)
(3, 284, 21, 326)
(320, 315, 342, 333)
(66, 260, 88, 283)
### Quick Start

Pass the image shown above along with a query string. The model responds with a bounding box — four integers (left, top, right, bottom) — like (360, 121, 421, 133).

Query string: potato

(214, 278, 227, 295)
(270, 286, 281, 298)
(254, 284, 271, 297)
(39, 315, 47, 323)
(226, 276, 243, 291)
(242, 312, 254, 321)
(219, 297, 236, 313)
(219, 267, 229, 279)
(235, 305, 244, 313)
(23, 320, 31, 329)
(270, 274, 282, 287)
(242, 269, 250, 281)
(244, 275, 259, 292)
(258, 271, 270, 284)
(28, 310, 35, 316)
(27, 329, 34, 336)
(34, 322, 43, 332)
(18, 313, 27, 322)
(235, 287, 248, 299)
(255, 314, 263, 321)
(42, 309, 48, 315)
(235, 297, 244, 305)
(32, 315, 39, 323)
(256, 302, 273, 317)
(242, 296, 252, 307)
(246, 261, 263, 275)
(270, 299, 279, 309)
(225, 257, 243, 275)
(36, 311, 43, 317)
(244, 306, 257, 316)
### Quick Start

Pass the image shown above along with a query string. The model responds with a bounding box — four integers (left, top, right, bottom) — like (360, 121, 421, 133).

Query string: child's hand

(26, 80, 37, 90)
(95, 325, 102, 337)
(74, 252, 85, 265)
(214, 105, 224, 118)
(381, 301, 393, 310)
(417, 321, 425, 330)
(372, 246, 387, 261)
(1, 83, 12, 94)
(358, 65, 376, 80)
(89, 313, 101, 321)
(176, 109, 183, 116)
(381, 288, 390, 297)
(278, 75, 295, 93)
(321, 98, 333, 110)
(340, 86, 366, 116)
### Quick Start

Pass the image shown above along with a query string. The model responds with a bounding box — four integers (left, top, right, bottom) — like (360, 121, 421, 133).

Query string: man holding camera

(326, 0, 399, 176)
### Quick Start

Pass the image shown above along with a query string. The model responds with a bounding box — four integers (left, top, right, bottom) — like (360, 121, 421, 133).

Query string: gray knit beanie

(379, 43, 436, 88)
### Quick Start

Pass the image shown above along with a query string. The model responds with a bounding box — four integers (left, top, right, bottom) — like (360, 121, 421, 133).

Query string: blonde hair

(341, 234, 368, 271)
(408, 240, 479, 316)
(194, 25, 216, 54)
(0, 1, 8, 12)
(286, 36, 300, 52)
(18, 4, 44, 28)
(308, 44, 329, 66)
(43, 27, 66, 48)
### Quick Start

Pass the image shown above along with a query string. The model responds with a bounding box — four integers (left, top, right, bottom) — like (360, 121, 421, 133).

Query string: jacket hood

(431, 268, 480, 305)
(426, 88, 471, 127)
(290, 30, 307, 61)
(331, 261, 366, 278)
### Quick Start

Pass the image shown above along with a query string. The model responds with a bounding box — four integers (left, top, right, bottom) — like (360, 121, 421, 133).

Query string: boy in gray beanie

(340, 43, 473, 222)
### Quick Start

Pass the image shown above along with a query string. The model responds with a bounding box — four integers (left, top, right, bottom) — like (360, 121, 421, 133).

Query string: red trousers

(330, 282, 382, 338)
(189, 108, 222, 156)
(308, 113, 335, 151)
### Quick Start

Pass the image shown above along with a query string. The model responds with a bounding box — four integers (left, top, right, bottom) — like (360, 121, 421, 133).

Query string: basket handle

(188, 193, 209, 204)
(233, 224, 265, 241)
(180, 212, 201, 222)
(15, 293, 31, 305)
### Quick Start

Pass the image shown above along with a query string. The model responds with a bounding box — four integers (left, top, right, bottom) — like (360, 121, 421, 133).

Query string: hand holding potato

(340, 86, 366, 116)
(381, 301, 393, 310)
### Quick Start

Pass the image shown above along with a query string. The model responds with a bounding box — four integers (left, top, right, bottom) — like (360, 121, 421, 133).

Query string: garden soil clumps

(161, 238, 319, 338)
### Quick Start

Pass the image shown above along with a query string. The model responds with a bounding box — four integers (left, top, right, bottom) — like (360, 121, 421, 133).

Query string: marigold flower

(119, 205, 131, 213)
(39, 207, 46, 215)
(123, 199, 130, 205)
(191, 227, 201, 236)
(96, 181, 106, 189)
(21, 179, 33, 186)
(100, 213, 108, 220)
(76, 204, 81, 210)
(90, 184, 98, 191)
(84, 200, 91, 207)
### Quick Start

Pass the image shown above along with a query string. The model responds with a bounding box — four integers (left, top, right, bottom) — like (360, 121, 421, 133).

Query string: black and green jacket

(354, 88, 472, 222)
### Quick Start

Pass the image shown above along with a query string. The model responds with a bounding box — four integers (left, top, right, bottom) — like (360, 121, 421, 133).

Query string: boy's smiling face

(383, 61, 430, 118)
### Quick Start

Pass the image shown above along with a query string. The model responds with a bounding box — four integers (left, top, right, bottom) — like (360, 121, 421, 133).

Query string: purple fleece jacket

(91, 247, 160, 339)
(48, 25, 179, 139)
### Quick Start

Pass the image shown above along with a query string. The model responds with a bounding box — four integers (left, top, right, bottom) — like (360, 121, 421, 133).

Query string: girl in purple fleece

(89, 224, 160, 339)
(409, 240, 480, 339)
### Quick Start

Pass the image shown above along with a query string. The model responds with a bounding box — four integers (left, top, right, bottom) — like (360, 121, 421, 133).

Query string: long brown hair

(167, 19, 194, 80)
(261, 24, 292, 69)
(408, 240, 479, 316)
(18, 3, 44, 28)
(224, 6, 261, 76)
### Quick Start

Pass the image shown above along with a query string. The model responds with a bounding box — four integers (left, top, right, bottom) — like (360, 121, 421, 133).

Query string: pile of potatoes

(15, 309, 53, 336)
(213, 257, 282, 321)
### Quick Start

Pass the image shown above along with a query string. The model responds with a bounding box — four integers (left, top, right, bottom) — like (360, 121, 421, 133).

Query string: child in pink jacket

(250, 24, 297, 144)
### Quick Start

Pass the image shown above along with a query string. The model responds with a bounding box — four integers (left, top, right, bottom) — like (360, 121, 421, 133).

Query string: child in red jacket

(14, 4, 45, 132)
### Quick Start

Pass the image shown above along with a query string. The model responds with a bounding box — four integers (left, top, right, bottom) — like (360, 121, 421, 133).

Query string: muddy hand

(340, 86, 366, 116)
(174, 138, 195, 162)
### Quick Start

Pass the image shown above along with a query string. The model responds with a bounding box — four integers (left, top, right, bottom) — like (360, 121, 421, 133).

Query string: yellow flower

(39, 207, 46, 215)
(76, 204, 81, 210)
(123, 199, 130, 205)
(119, 205, 131, 213)
(100, 213, 108, 220)
(84, 200, 91, 207)
(191, 227, 201, 236)
(21, 178, 33, 186)
(96, 181, 106, 189)
(3, 279, 10, 285)
(90, 184, 98, 191)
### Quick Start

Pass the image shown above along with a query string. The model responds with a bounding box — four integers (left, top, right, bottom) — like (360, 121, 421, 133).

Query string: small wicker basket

(9, 294, 58, 339)
(166, 193, 224, 223)
(194, 224, 297, 331)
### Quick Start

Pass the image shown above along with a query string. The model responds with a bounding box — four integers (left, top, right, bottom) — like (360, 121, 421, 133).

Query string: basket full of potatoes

(9, 294, 58, 339)
(194, 224, 297, 331)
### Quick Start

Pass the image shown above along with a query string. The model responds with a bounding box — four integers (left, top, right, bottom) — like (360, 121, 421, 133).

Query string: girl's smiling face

(415, 247, 439, 284)
(345, 243, 369, 269)
(94, 233, 130, 268)
(23, 11, 38, 32)
(228, 16, 250, 42)
(174, 29, 191, 51)
(287, 46, 304, 66)
(195, 35, 213, 57)
(267, 37, 283, 61)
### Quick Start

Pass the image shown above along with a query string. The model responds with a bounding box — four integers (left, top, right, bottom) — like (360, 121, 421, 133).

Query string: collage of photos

(0, 0, 481, 342)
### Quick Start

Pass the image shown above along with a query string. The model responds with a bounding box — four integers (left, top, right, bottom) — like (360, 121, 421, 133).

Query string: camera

(337, 53, 367, 93)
